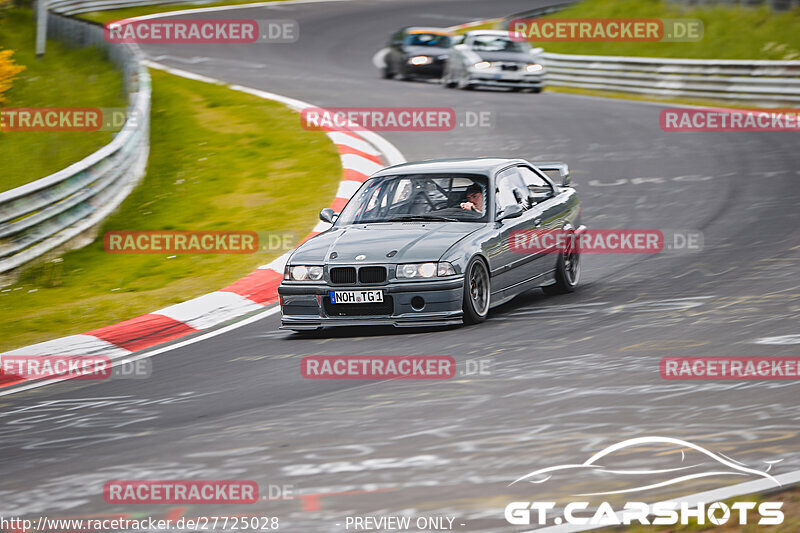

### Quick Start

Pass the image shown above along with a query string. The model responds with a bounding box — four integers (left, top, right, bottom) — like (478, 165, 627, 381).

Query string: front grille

(501, 63, 520, 71)
(358, 266, 387, 284)
(330, 267, 356, 284)
(324, 295, 394, 316)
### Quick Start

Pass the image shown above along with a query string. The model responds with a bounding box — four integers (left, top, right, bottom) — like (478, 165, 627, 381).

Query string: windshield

(469, 35, 530, 53)
(336, 174, 489, 225)
(404, 33, 452, 48)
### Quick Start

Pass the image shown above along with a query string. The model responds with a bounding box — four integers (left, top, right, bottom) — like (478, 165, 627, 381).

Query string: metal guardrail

(49, 0, 207, 15)
(0, 14, 150, 275)
(540, 53, 800, 104)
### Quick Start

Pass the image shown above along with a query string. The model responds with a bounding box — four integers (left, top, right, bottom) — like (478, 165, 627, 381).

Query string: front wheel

(457, 72, 474, 90)
(542, 246, 580, 295)
(442, 66, 457, 88)
(462, 257, 490, 324)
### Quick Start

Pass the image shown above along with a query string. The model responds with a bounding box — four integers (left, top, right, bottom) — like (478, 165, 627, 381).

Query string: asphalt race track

(2, 0, 800, 531)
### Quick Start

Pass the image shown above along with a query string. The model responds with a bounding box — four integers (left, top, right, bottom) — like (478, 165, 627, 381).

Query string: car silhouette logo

(355, 254, 366, 260)
(509, 436, 783, 496)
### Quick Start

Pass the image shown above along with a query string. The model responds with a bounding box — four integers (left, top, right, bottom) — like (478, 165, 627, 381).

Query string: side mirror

(497, 203, 523, 222)
(319, 208, 337, 223)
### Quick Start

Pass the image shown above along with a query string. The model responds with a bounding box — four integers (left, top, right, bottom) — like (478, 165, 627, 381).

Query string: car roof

(403, 27, 455, 36)
(464, 29, 513, 38)
(373, 157, 527, 177)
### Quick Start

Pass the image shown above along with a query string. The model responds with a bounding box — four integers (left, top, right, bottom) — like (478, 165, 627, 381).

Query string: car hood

(402, 45, 450, 57)
(472, 50, 531, 63)
(290, 222, 482, 265)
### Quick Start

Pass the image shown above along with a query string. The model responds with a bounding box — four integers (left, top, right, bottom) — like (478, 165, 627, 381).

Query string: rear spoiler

(532, 161, 571, 188)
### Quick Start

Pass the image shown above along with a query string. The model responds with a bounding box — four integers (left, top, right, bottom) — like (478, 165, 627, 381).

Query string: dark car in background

(443, 30, 546, 92)
(381, 27, 454, 80)
(278, 158, 583, 331)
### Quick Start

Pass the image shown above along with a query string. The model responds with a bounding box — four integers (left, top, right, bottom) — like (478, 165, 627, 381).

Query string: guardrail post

(36, 0, 48, 56)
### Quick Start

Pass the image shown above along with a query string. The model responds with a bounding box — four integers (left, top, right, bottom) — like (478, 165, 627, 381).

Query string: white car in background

(442, 30, 546, 92)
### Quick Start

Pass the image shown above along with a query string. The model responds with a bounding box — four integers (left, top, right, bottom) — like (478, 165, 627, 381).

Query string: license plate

(330, 290, 384, 304)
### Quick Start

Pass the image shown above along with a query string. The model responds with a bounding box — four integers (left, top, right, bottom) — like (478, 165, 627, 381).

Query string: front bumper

(405, 61, 446, 79)
(468, 72, 545, 89)
(278, 276, 464, 329)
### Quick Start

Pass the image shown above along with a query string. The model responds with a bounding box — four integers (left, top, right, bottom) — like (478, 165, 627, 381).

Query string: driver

(460, 183, 484, 213)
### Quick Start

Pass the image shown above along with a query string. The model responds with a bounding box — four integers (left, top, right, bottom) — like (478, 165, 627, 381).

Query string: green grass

(78, 0, 284, 25)
(0, 68, 341, 351)
(530, 0, 800, 59)
(0, 8, 125, 191)
(452, 19, 503, 35)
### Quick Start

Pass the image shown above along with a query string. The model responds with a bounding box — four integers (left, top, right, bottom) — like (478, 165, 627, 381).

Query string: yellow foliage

(0, 49, 25, 104)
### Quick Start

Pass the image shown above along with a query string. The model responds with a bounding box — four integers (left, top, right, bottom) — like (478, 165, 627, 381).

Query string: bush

(0, 0, 25, 105)
(0, 49, 24, 105)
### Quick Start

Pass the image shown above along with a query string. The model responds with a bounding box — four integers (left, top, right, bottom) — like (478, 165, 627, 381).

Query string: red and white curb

(1, 61, 404, 385)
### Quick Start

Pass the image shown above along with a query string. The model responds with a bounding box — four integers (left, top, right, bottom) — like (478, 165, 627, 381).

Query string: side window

(495, 168, 527, 212)
(518, 166, 551, 189)
(518, 166, 555, 205)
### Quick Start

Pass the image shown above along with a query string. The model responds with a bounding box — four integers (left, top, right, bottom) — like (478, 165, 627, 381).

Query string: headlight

(472, 61, 492, 70)
(526, 63, 543, 73)
(409, 55, 433, 65)
(396, 262, 456, 279)
(285, 265, 323, 281)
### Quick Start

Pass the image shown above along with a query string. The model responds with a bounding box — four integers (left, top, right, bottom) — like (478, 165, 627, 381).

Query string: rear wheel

(542, 245, 580, 295)
(462, 257, 490, 324)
